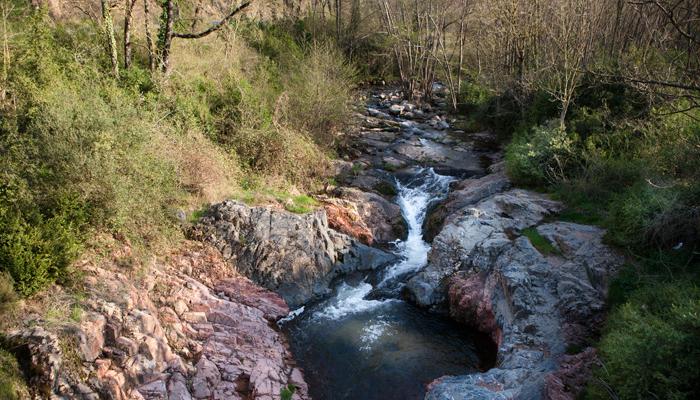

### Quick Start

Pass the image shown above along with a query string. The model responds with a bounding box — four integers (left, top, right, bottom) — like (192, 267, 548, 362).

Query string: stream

(282, 167, 495, 399)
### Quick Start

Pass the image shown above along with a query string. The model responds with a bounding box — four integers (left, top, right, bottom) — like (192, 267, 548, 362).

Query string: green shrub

(568, 106, 607, 141)
(606, 184, 681, 247)
(242, 21, 305, 69)
(587, 283, 700, 400)
(458, 81, 490, 113)
(0, 11, 180, 294)
(505, 121, 579, 186)
(0, 273, 17, 312)
(0, 348, 28, 400)
(280, 384, 296, 400)
(284, 43, 357, 146)
(551, 156, 644, 227)
(0, 210, 82, 296)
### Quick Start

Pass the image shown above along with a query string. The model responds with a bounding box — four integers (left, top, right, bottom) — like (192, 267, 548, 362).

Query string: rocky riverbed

(4, 85, 623, 400)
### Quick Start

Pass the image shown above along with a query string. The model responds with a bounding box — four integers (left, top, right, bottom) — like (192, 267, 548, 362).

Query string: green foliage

(242, 21, 305, 69)
(237, 188, 318, 214)
(0, 348, 28, 400)
(0, 273, 17, 312)
(586, 283, 700, 400)
(493, 56, 700, 400)
(0, 208, 82, 296)
(284, 195, 318, 214)
(505, 121, 579, 186)
(458, 81, 490, 118)
(69, 304, 83, 323)
(374, 181, 398, 197)
(280, 384, 296, 400)
(187, 207, 208, 224)
(575, 76, 649, 121)
(521, 227, 560, 256)
(606, 184, 681, 247)
(119, 65, 157, 95)
(0, 9, 178, 294)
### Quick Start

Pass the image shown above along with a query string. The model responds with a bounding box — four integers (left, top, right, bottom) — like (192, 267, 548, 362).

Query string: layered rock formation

(5, 241, 308, 400)
(319, 186, 407, 245)
(189, 200, 395, 308)
(409, 169, 624, 400)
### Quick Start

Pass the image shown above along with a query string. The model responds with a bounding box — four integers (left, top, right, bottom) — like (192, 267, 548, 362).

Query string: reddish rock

(544, 348, 600, 400)
(447, 272, 501, 346)
(322, 201, 374, 245)
(7, 240, 309, 400)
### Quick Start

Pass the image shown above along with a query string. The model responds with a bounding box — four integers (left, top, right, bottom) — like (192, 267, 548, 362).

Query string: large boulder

(326, 186, 407, 244)
(406, 189, 562, 307)
(189, 200, 395, 307)
(423, 169, 511, 241)
(421, 190, 623, 399)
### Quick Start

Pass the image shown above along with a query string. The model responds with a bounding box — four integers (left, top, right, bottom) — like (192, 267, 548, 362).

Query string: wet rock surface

(407, 187, 563, 307)
(340, 88, 491, 178)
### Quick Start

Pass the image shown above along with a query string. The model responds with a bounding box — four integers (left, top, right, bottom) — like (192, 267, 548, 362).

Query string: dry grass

(156, 129, 240, 208)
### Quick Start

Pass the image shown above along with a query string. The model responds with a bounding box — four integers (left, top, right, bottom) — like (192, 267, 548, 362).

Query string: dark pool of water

(283, 294, 495, 400)
(282, 168, 496, 399)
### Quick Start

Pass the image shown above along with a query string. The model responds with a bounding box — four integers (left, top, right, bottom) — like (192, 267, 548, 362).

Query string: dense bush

(0, 273, 17, 311)
(284, 44, 357, 146)
(2, 15, 180, 234)
(505, 121, 579, 186)
(586, 283, 700, 400)
(0, 9, 358, 296)
(0, 207, 82, 296)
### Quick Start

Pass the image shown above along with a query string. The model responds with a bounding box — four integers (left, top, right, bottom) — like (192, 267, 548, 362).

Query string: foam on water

(314, 282, 397, 320)
(312, 167, 454, 320)
(380, 168, 454, 284)
(360, 319, 391, 351)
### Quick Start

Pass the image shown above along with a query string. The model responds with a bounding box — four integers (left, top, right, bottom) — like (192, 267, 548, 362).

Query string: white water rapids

(311, 167, 454, 321)
(282, 169, 489, 400)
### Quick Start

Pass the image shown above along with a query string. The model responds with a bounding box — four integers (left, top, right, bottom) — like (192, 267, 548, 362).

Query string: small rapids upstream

(282, 168, 493, 400)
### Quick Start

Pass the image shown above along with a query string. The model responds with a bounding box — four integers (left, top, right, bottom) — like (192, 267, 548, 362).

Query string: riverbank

(194, 85, 626, 399)
(1, 84, 627, 400)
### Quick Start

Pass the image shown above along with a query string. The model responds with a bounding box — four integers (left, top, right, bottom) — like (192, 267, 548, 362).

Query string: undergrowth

(466, 74, 700, 399)
(0, 7, 356, 297)
(0, 348, 28, 400)
(521, 228, 560, 256)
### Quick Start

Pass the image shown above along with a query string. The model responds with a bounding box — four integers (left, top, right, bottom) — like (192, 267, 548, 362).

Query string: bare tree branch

(173, 1, 251, 39)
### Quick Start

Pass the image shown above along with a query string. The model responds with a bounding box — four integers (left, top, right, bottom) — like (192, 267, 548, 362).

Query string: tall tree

(540, 0, 598, 129)
(144, 0, 156, 71)
(123, 0, 137, 69)
(101, 0, 119, 76)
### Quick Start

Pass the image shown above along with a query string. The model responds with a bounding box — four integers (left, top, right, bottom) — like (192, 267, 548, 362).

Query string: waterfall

(312, 167, 454, 321)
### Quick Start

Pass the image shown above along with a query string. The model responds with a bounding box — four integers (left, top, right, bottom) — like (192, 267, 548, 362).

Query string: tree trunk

(101, 0, 119, 77)
(123, 0, 136, 69)
(559, 101, 569, 130)
(335, 0, 342, 42)
(144, 0, 156, 71)
(158, 0, 174, 72)
(1, 4, 9, 101)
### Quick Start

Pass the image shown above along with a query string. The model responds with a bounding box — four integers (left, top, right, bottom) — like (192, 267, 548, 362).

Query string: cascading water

(283, 168, 491, 400)
(380, 168, 454, 286)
